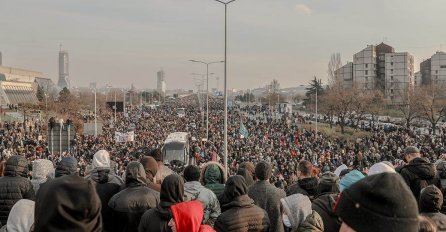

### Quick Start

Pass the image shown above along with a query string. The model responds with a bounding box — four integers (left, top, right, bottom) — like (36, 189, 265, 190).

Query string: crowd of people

(0, 95, 446, 231)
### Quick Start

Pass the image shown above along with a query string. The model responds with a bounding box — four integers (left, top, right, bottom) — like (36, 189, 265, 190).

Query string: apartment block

(334, 62, 353, 88)
(384, 52, 414, 103)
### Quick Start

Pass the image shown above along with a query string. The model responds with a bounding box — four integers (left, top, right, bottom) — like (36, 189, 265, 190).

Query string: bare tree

(320, 83, 356, 133)
(418, 84, 446, 135)
(394, 84, 422, 129)
(327, 53, 343, 86)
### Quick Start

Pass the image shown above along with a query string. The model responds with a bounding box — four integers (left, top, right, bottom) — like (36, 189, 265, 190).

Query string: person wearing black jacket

(138, 174, 184, 232)
(108, 161, 160, 232)
(0, 155, 35, 225)
(286, 160, 318, 199)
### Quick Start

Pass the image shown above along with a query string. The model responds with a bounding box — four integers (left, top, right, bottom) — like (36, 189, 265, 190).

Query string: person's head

(161, 174, 184, 204)
(298, 160, 313, 179)
(404, 146, 421, 163)
(34, 174, 102, 232)
(184, 165, 201, 182)
(222, 175, 248, 201)
(168, 201, 204, 232)
(419, 185, 443, 213)
(336, 173, 419, 232)
(6, 199, 35, 232)
(55, 156, 78, 177)
(339, 170, 365, 192)
(5, 155, 29, 178)
(125, 161, 147, 185)
(149, 148, 163, 163)
(32, 159, 55, 181)
(317, 171, 340, 195)
(255, 161, 272, 181)
(140, 156, 158, 181)
(92, 150, 110, 170)
(368, 162, 395, 176)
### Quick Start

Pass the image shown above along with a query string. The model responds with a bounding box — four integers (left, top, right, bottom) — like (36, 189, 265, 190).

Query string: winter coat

(184, 181, 220, 226)
(55, 156, 78, 177)
(108, 162, 160, 232)
(215, 176, 269, 232)
(2, 199, 34, 232)
(201, 162, 226, 197)
(34, 174, 102, 232)
(88, 169, 121, 232)
(286, 177, 318, 199)
(399, 157, 437, 201)
(248, 180, 286, 232)
(138, 174, 184, 232)
(0, 155, 35, 225)
(281, 194, 312, 231)
(312, 193, 341, 232)
(296, 210, 324, 232)
(31, 159, 54, 194)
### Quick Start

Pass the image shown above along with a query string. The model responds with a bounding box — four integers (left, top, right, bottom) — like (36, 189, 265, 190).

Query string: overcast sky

(1, 0, 445, 90)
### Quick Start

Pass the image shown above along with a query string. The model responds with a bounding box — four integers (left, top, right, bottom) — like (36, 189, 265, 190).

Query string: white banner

(115, 131, 135, 143)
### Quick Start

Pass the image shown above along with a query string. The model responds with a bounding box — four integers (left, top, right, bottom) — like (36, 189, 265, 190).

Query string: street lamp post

(213, 0, 237, 175)
(93, 88, 97, 137)
(189, 60, 223, 140)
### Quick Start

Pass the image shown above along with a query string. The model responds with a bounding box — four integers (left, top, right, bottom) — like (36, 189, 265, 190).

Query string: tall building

(334, 62, 353, 88)
(58, 51, 69, 89)
(414, 71, 422, 87)
(384, 52, 414, 103)
(375, 43, 395, 91)
(157, 69, 166, 96)
(431, 51, 446, 85)
(353, 45, 377, 90)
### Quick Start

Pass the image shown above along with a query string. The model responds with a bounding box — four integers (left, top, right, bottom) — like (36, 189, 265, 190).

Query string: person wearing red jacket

(168, 201, 215, 232)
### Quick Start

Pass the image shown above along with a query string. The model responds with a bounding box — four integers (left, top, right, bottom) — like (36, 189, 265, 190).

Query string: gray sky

(1, 0, 445, 91)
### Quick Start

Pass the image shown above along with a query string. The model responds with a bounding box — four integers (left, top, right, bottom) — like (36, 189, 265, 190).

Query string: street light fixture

(213, 0, 237, 175)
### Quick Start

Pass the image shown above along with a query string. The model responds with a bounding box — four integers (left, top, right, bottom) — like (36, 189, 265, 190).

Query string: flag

(239, 121, 249, 138)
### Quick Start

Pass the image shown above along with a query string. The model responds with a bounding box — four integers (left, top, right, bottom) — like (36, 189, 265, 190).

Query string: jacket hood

(32, 159, 54, 181)
(34, 174, 102, 232)
(160, 174, 184, 204)
(93, 150, 110, 169)
(171, 201, 204, 232)
(140, 156, 158, 182)
(222, 175, 247, 202)
(281, 194, 312, 229)
(299, 177, 319, 195)
(236, 168, 255, 187)
(125, 161, 147, 186)
(312, 193, 340, 217)
(255, 161, 272, 180)
(201, 162, 226, 185)
(419, 185, 443, 213)
(6, 199, 35, 232)
(221, 194, 255, 212)
(5, 155, 28, 177)
(405, 157, 436, 180)
(55, 156, 78, 177)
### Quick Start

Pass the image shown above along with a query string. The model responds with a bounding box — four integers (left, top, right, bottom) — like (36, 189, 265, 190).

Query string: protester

(248, 161, 286, 232)
(33, 174, 102, 232)
(168, 201, 216, 232)
(108, 161, 160, 232)
(0, 199, 34, 232)
(215, 175, 270, 232)
(335, 173, 419, 232)
(286, 160, 318, 199)
(149, 148, 174, 184)
(201, 162, 226, 197)
(399, 146, 437, 201)
(140, 155, 161, 191)
(0, 155, 35, 225)
(419, 185, 446, 231)
(138, 174, 184, 232)
(281, 193, 324, 231)
(30, 159, 54, 193)
(183, 165, 220, 226)
(87, 150, 123, 185)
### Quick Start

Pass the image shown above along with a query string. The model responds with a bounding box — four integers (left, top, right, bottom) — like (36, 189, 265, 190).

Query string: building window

(391, 76, 394, 80)
(436, 70, 439, 74)
(365, 70, 368, 75)
(415, 81, 417, 85)
(390, 89, 394, 93)
(365, 64, 368, 68)
(391, 62, 394, 65)
(441, 65, 446, 68)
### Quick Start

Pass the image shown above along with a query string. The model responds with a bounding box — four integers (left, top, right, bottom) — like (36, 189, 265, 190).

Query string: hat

(339, 170, 364, 192)
(368, 162, 395, 176)
(320, 171, 340, 185)
(335, 173, 419, 232)
(404, 146, 420, 155)
(55, 156, 78, 177)
(92, 150, 110, 169)
(419, 185, 443, 213)
(255, 161, 272, 181)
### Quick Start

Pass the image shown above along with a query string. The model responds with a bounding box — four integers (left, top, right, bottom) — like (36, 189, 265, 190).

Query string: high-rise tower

(58, 50, 69, 89)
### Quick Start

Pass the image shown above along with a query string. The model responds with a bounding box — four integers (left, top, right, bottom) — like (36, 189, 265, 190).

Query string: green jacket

(296, 210, 324, 232)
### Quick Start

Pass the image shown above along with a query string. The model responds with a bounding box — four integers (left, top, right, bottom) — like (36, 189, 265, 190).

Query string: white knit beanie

(368, 162, 395, 176)
(93, 150, 110, 168)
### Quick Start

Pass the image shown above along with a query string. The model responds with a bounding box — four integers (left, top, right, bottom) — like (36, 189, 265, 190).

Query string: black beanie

(335, 173, 419, 232)
(419, 185, 443, 213)
(255, 161, 272, 180)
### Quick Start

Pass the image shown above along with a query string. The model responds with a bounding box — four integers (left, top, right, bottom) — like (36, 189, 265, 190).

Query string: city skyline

(1, 0, 445, 90)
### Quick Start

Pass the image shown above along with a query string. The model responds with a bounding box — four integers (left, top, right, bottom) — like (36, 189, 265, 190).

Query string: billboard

(106, 101, 124, 112)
